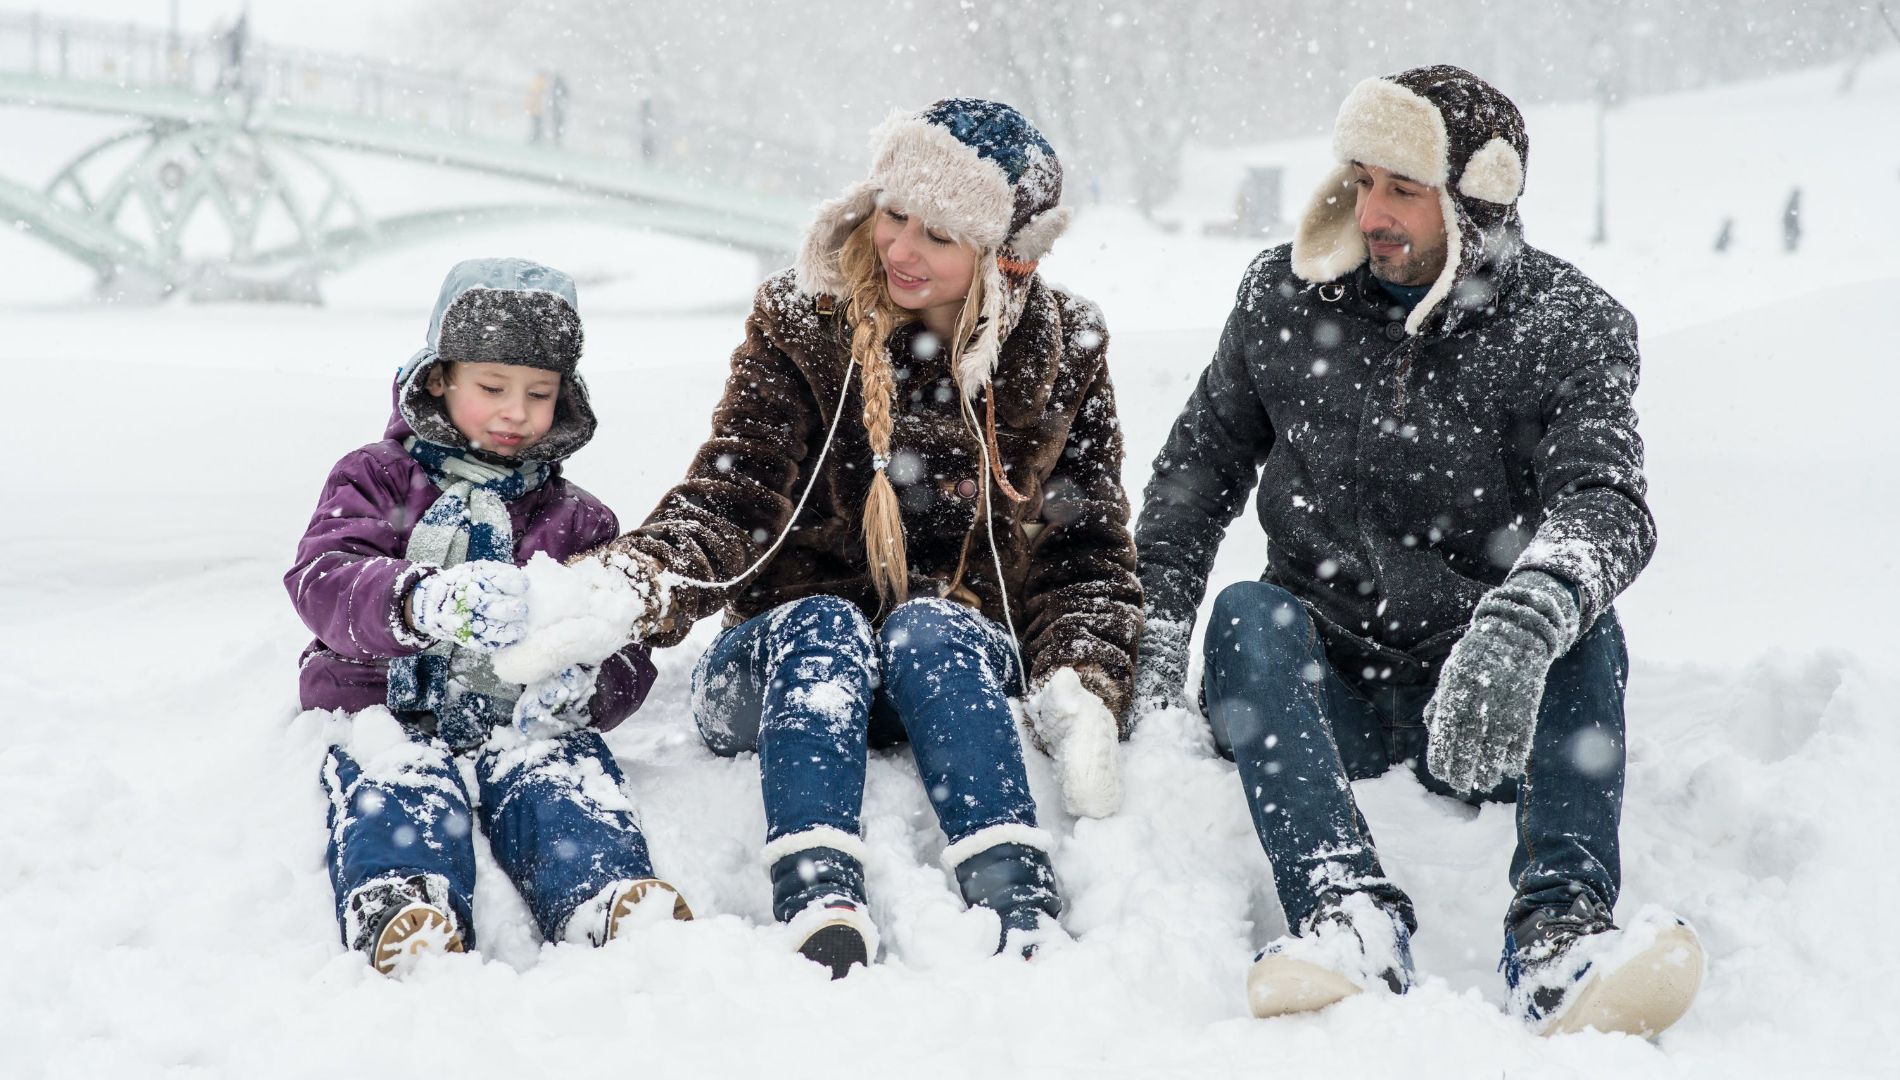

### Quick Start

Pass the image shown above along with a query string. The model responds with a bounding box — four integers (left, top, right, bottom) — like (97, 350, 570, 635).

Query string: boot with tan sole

(344, 874, 467, 977)
(566, 877, 695, 946)
(1504, 899, 1704, 1038)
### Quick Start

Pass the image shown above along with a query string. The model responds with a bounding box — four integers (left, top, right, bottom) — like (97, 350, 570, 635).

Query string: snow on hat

(396, 257, 597, 463)
(1292, 65, 1530, 336)
(796, 98, 1072, 397)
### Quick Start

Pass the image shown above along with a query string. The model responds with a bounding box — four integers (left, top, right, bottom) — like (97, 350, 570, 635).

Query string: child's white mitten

(512, 663, 599, 738)
(409, 560, 531, 650)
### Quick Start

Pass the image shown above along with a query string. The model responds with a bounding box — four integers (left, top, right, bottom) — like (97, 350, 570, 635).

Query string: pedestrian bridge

(0, 11, 819, 300)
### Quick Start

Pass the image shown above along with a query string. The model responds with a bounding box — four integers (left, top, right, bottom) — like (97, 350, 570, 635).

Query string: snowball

(490, 552, 642, 685)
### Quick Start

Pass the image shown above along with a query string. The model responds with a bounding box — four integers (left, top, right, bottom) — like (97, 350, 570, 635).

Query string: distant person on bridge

(287, 257, 693, 976)
(213, 12, 248, 93)
(548, 73, 569, 147)
(527, 72, 548, 144)
(1132, 65, 1703, 1037)
(567, 99, 1141, 976)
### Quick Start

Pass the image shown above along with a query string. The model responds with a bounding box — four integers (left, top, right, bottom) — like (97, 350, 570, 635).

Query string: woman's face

(873, 204, 978, 333)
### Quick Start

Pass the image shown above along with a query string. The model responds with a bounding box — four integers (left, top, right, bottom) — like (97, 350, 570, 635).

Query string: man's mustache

(1364, 229, 1412, 248)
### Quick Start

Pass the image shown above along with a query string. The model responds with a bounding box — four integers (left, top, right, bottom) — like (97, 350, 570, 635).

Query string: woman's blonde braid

(841, 219, 913, 607)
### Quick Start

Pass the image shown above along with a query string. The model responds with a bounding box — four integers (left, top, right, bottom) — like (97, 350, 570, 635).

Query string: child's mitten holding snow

(1027, 667, 1124, 819)
(513, 663, 599, 738)
(408, 560, 531, 650)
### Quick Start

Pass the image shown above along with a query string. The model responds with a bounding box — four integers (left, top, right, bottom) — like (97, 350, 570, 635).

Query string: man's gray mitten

(1132, 617, 1193, 715)
(1423, 570, 1582, 795)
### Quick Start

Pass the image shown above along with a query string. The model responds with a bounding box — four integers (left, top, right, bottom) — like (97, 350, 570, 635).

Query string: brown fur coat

(598, 268, 1142, 724)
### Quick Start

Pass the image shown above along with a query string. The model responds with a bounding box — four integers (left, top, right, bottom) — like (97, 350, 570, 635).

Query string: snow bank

(3, 52, 1899, 1080)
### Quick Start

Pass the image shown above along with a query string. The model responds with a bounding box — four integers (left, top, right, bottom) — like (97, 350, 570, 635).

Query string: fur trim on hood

(1292, 65, 1530, 337)
(395, 257, 597, 464)
(793, 99, 1073, 397)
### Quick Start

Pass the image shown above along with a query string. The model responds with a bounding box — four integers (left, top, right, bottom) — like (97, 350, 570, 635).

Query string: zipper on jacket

(1389, 336, 1420, 417)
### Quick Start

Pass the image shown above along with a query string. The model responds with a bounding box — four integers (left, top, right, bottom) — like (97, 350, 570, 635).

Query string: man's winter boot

(343, 873, 466, 977)
(1503, 897, 1703, 1038)
(564, 878, 695, 947)
(942, 826, 1064, 958)
(1247, 891, 1414, 1018)
(764, 827, 877, 979)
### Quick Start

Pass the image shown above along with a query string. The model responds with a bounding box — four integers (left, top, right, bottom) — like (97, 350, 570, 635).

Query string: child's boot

(566, 878, 695, 946)
(943, 825, 1063, 958)
(765, 827, 877, 979)
(343, 873, 466, 976)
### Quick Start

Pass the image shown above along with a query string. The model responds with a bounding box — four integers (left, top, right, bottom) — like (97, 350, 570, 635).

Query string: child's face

(425, 361, 559, 456)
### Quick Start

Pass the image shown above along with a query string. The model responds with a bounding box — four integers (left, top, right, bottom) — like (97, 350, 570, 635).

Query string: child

(287, 257, 690, 976)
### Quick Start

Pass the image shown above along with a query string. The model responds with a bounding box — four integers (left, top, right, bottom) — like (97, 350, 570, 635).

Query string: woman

(584, 99, 1141, 976)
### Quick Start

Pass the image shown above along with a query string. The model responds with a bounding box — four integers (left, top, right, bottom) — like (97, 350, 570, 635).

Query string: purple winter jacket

(286, 403, 655, 730)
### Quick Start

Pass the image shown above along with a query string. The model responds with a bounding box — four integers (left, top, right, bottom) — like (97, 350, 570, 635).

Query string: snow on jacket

(1136, 240, 1655, 689)
(594, 269, 1144, 724)
(286, 391, 656, 729)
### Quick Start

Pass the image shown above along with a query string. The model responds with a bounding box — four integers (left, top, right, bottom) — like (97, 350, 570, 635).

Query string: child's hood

(388, 257, 598, 464)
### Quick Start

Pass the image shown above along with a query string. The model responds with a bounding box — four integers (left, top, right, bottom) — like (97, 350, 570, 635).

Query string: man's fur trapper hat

(795, 98, 1072, 398)
(1292, 65, 1530, 336)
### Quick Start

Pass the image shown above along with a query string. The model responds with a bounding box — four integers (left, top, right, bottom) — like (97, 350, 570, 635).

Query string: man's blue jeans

(692, 595, 1036, 846)
(1202, 580, 1627, 934)
(322, 723, 658, 947)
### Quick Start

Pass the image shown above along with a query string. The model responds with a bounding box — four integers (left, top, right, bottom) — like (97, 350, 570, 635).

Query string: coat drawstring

(983, 385, 1029, 504)
(661, 359, 858, 594)
(667, 311, 1030, 688)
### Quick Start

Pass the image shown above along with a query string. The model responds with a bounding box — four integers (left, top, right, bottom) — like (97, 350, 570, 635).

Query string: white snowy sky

(4, 0, 400, 57)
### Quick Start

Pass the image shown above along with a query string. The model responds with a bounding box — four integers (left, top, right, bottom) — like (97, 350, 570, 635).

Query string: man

(1134, 66, 1702, 1037)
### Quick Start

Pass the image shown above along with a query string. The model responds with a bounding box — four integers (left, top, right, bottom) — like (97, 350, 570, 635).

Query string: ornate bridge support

(43, 117, 378, 300)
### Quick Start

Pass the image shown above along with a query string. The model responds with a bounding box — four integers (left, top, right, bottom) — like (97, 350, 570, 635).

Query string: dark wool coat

(1136, 239, 1655, 689)
(603, 269, 1143, 723)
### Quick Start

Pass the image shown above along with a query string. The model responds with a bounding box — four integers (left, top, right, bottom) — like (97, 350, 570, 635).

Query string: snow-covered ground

(4, 55, 1899, 1080)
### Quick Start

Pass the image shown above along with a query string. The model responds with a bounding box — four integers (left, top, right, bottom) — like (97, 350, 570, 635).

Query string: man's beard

(1364, 228, 1448, 286)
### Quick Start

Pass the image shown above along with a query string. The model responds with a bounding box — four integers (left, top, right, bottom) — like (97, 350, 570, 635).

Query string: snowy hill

(3, 55, 1899, 1079)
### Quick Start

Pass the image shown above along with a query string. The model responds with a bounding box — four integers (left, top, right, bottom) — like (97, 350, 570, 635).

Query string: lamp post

(1588, 36, 1617, 247)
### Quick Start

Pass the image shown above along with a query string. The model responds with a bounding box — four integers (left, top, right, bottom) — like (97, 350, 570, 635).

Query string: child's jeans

(321, 717, 657, 947)
(692, 595, 1038, 847)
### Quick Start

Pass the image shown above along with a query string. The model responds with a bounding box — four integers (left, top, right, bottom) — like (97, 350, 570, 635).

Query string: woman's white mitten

(1029, 667, 1124, 819)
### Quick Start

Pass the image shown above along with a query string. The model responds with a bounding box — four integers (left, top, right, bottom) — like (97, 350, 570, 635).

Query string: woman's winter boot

(943, 825, 1063, 957)
(764, 827, 877, 978)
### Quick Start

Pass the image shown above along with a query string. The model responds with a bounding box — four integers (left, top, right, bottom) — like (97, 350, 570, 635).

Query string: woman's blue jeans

(692, 595, 1036, 845)
(1202, 580, 1627, 935)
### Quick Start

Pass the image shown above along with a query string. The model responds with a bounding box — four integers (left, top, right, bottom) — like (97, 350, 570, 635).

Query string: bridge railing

(0, 11, 840, 198)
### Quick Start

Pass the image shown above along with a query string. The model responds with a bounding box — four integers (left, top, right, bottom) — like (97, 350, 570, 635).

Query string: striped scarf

(386, 438, 550, 751)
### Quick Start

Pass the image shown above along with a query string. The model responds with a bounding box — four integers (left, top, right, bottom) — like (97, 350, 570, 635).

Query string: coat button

(955, 478, 978, 499)
(1384, 321, 1406, 341)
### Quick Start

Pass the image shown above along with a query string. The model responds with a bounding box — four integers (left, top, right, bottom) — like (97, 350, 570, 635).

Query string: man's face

(1352, 162, 1449, 287)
